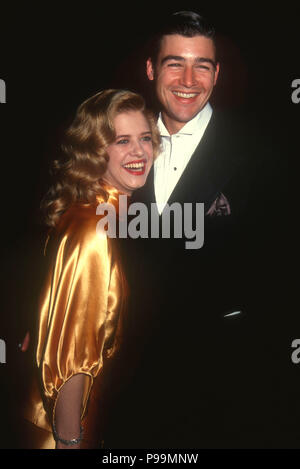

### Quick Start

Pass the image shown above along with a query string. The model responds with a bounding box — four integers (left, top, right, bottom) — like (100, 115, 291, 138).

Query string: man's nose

(180, 65, 197, 88)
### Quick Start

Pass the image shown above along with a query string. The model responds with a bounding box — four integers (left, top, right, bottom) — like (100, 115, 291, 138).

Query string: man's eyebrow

(160, 55, 216, 68)
(195, 57, 217, 68)
(160, 55, 184, 65)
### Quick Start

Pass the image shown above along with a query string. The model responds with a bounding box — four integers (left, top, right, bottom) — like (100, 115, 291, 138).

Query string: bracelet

(52, 421, 84, 446)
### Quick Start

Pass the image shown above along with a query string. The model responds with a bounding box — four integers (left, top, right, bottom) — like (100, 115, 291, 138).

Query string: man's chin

(168, 106, 204, 123)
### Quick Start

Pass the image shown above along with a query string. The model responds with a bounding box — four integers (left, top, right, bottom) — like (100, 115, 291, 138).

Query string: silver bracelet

(53, 421, 84, 446)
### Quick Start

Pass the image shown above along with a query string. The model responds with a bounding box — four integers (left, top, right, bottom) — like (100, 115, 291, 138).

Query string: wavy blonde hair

(41, 89, 161, 227)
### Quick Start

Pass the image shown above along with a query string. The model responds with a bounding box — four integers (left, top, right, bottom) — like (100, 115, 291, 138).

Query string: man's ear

(214, 62, 220, 86)
(146, 58, 154, 81)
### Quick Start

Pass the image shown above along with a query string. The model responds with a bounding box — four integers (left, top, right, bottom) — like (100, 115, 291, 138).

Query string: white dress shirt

(154, 103, 213, 214)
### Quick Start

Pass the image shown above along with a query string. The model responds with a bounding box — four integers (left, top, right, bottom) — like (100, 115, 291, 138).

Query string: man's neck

(161, 113, 186, 135)
(161, 105, 210, 135)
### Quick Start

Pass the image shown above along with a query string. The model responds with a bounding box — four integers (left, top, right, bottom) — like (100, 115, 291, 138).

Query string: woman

(22, 89, 161, 449)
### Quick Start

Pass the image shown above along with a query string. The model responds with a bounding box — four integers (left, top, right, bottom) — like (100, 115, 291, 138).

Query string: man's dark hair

(148, 11, 216, 66)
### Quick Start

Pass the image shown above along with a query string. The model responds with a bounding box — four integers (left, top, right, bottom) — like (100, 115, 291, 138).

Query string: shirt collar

(157, 102, 212, 137)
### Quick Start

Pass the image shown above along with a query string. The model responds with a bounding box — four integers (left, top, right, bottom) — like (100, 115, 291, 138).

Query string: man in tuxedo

(105, 11, 293, 448)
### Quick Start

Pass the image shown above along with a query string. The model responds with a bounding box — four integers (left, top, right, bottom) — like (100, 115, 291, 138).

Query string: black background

(0, 1, 298, 450)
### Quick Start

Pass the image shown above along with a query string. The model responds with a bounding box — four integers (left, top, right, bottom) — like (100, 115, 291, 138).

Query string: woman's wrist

(53, 421, 83, 447)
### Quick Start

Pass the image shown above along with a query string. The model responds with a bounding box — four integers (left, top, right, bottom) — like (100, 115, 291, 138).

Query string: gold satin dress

(22, 185, 128, 448)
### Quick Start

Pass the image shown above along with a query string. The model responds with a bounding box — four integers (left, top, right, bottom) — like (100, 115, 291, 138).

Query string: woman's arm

(36, 212, 115, 448)
(54, 373, 89, 449)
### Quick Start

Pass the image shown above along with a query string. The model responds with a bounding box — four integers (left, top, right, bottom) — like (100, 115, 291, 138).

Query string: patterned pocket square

(206, 192, 231, 216)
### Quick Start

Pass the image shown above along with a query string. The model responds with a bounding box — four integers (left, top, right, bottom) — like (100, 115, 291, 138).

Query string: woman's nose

(131, 140, 144, 156)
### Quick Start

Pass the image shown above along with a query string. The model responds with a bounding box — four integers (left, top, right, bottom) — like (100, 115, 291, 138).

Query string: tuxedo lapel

(133, 110, 246, 212)
(167, 110, 243, 208)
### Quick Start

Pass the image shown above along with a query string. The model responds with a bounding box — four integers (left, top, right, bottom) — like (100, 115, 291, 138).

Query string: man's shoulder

(207, 107, 272, 167)
(210, 107, 271, 143)
(209, 107, 254, 139)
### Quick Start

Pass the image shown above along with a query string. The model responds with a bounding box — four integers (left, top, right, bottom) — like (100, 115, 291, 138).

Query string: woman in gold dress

(22, 89, 161, 449)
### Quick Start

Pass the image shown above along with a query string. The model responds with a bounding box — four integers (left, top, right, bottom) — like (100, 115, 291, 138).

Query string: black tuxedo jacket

(106, 109, 294, 448)
(128, 109, 261, 330)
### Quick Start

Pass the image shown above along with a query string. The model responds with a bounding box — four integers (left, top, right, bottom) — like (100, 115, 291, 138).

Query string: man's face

(147, 34, 219, 134)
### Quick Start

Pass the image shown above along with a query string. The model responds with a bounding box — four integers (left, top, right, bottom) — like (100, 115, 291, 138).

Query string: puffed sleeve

(36, 206, 118, 425)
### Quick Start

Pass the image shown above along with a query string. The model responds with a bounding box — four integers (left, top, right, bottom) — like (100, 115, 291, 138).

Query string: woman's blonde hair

(41, 89, 161, 227)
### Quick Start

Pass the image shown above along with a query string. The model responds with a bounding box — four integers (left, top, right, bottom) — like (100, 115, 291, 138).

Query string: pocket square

(206, 192, 231, 216)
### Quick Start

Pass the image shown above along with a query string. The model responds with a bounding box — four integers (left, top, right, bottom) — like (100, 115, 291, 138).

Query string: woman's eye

(116, 139, 129, 145)
(142, 136, 152, 142)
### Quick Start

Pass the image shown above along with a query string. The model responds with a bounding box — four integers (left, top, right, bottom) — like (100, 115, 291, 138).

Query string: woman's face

(104, 110, 154, 195)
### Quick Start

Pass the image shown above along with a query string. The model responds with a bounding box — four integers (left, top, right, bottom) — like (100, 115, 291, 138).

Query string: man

(105, 11, 292, 448)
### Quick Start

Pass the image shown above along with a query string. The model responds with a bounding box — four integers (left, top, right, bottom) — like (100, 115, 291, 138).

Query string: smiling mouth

(172, 91, 199, 100)
(122, 159, 147, 175)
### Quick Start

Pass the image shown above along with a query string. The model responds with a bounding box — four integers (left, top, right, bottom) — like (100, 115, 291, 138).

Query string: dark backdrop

(0, 2, 297, 449)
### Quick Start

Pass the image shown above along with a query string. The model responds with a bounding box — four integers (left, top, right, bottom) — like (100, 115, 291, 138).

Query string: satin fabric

(22, 185, 129, 448)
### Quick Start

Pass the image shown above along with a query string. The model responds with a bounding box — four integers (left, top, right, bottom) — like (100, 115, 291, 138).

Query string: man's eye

(196, 65, 212, 72)
(168, 63, 182, 67)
